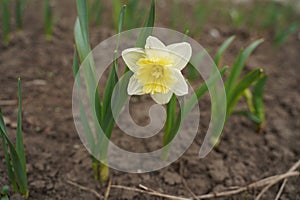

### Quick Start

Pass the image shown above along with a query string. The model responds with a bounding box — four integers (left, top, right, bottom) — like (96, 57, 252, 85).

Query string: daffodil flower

(122, 36, 192, 104)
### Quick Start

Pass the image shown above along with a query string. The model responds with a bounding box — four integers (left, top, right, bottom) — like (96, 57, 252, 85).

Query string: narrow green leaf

(74, 18, 102, 124)
(15, 0, 26, 30)
(253, 75, 267, 123)
(227, 69, 263, 117)
(73, 47, 97, 159)
(1, 185, 9, 194)
(116, 5, 126, 49)
(0, 112, 18, 192)
(135, 0, 156, 48)
(112, 0, 121, 31)
(16, 79, 26, 170)
(76, 0, 90, 45)
(44, 0, 53, 40)
(243, 88, 255, 113)
(275, 22, 299, 46)
(233, 110, 262, 124)
(1, 0, 11, 45)
(74, 0, 103, 151)
(93, 0, 102, 26)
(163, 95, 177, 146)
(74, 18, 91, 62)
(125, 0, 143, 29)
(183, 66, 228, 119)
(102, 5, 126, 132)
(72, 47, 80, 79)
(214, 36, 235, 67)
(0, 109, 28, 197)
(225, 39, 264, 96)
(1, 196, 9, 200)
(188, 51, 206, 81)
(3, 133, 28, 196)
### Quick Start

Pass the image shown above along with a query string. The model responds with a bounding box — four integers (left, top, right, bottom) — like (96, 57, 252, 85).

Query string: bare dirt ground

(0, 0, 299, 199)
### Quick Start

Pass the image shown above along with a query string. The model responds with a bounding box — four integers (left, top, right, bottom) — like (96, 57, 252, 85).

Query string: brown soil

(0, 1, 299, 199)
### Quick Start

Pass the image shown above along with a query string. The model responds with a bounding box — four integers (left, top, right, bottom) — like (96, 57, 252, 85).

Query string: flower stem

(100, 163, 109, 182)
(92, 158, 100, 180)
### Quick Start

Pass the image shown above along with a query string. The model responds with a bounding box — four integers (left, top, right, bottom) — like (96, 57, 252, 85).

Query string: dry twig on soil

(110, 160, 300, 200)
(66, 179, 103, 199)
(66, 160, 299, 200)
(274, 160, 300, 200)
(104, 178, 112, 200)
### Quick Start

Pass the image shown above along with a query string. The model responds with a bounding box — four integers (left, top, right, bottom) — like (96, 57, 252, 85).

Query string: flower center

(151, 65, 164, 79)
(135, 57, 175, 95)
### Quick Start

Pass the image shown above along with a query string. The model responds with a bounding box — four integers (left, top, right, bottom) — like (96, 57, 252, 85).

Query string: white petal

(151, 91, 173, 104)
(145, 36, 166, 49)
(145, 48, 171, 61)
(169, 69, 188, 96)
(127, 76, 144, 95)
(122, 48, 145, 72)
(167, 42, 192, 70)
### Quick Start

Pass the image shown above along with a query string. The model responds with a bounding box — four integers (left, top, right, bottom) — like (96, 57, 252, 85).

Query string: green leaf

(253, 75, 267, 123)
(225, 39, 264, 96)
(74, 18, 91, 62)
(0, 112, 18, 192)
(112, 0, 122, 31)
(116, 5, 126, 49)
(135, 0, 156, 48)
(72, 47, 95, 152)
(1, 196, 9, 200)
(188, 51, 206, 81)
(15, 0, 26, 30)
(1, 0, 11, 45)
(72, 47, 80, 79)
(0, 109, 28, 197)
(16, 79, 26, 171)
(243, 88, 255, 113)
(44, 0, 53, 40)
(233, 110, 262, 124)
(125, 0, 143, 29)
(74, 17, 102, 127)
(275, 22, 299, 46)
(76, 0, 90, 45)
(183, 66, 228, 119)
(1, 185, 9, 195)
(214, 36, 235, 67)
(3, 132, 28, 196)
(102, 5, 126, 132)
(227, 69, 263, 118)
(163, 95, 177, 146)
(92, 0, 102, 26)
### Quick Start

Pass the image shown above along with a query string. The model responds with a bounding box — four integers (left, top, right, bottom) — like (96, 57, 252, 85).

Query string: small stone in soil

(208, 160, 229, 182)
(30, 180, 46, 189)
(162, 171, 182, 185)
